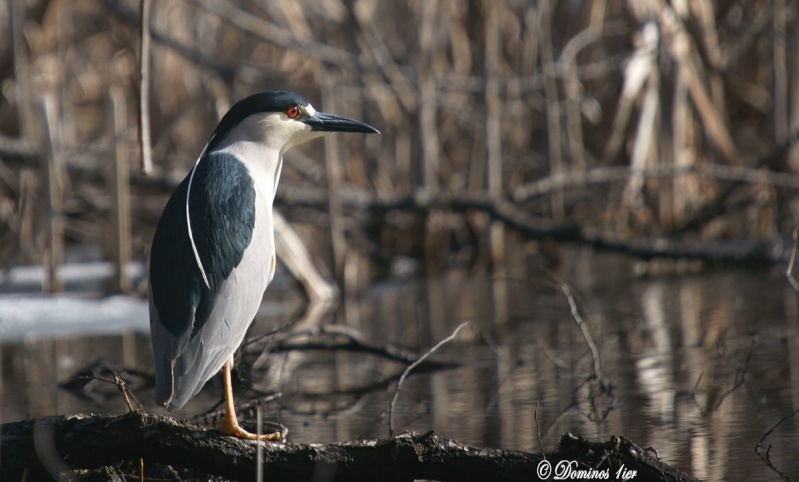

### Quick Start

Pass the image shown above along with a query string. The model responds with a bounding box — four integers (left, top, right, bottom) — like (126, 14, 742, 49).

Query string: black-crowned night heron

(148, 91, 378, 439)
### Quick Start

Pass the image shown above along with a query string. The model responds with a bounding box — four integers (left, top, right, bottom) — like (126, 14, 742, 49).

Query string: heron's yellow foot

(217, 413, 281, 441)
(217, 358, 281, 440)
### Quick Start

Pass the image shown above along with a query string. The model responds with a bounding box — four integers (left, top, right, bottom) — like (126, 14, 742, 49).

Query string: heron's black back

(149, 152, 256, 340)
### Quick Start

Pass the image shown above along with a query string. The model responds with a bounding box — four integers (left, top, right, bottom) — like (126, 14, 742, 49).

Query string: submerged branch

(258, 325, 461, 368)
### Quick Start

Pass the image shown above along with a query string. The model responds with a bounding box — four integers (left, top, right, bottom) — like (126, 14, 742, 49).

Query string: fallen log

(0, 410, 696, 482)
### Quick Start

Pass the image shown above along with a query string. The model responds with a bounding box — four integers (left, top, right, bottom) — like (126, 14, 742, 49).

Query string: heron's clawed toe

(217, 415, 281, 441)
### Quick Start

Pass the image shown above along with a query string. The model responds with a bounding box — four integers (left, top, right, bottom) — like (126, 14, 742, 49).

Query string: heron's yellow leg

(217, 358, 281, 441)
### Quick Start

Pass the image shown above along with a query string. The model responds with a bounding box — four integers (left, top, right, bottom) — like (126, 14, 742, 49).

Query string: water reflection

(1, 251, 798, 480)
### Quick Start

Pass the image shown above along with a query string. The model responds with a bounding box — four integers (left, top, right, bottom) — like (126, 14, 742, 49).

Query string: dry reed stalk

(539, 0, 565, 221)
(773, 0, 789, 147)
(414, 0, 452, 265)
(792, 32, 799, 172)
(417, 0, 440, 191)
(321, 71, 347, 282)
(18, 170, 35, 257)
(602, 19, 657, 164)
(487, 1, 510, 327)
(559, 0, 606, 172)
(10, 0, 31, 133)
(40, 94, 64, 294)
(9, 0, 40, 259)
(659, 8, 740, 166)
(110, 85, 132, 293)
(671, 57, 691, 228)
(621, 23, 660, 215)
(484, 0, 505, 269)
(689, 0, 722, 69)
(139, 0, 154, 175)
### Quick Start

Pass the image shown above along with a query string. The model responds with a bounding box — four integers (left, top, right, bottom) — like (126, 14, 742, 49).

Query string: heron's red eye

(286, 105, 300, 118)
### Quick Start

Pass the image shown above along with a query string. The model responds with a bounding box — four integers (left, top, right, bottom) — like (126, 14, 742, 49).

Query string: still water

(1, 249, 797, 480)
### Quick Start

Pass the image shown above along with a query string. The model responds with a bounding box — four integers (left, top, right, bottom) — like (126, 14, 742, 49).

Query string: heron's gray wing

(149, 152, 256, 407)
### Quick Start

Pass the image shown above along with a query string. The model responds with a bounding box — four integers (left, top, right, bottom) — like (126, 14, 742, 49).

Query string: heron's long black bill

(304, 112, 379, 134)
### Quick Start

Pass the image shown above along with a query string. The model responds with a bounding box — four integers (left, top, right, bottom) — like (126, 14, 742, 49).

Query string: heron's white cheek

(258, 116, 312, 151)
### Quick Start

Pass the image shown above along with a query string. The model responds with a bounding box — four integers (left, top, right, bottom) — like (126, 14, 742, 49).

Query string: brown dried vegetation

(0, 0, 797, 287)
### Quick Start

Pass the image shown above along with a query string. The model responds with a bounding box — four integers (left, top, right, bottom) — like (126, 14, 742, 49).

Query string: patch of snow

(0, 295, 148, 342)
